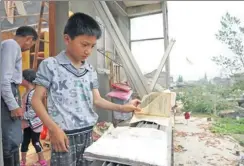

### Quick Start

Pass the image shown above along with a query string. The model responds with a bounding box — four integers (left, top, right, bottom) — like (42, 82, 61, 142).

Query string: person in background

(32, 12, 141, 166)
(20, 69, 47, 166)
(184, 111, 191, 125)
(0, 26, 37, 166)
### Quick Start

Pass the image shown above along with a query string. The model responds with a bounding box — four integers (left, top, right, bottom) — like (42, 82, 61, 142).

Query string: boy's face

(64, 34, 97, 61)
(21, 36, 36, 52)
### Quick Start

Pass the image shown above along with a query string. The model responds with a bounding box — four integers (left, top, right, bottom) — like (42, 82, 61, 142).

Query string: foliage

(232, 134, 244, 146)
(210, 116, 244, 146)
(178, 87, 213, 113)
(211, 118, 244, 134)
(177, 84, 237, 114)
(212, 12, 244, 75)
(232, 80, 244, 91)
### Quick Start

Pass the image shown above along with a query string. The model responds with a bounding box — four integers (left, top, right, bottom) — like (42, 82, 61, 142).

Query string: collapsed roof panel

(0, 1, 48, 31)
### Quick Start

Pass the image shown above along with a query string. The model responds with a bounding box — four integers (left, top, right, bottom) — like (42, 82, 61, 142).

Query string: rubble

(92, 121, 113, 141)
(174, 144, 186, 152)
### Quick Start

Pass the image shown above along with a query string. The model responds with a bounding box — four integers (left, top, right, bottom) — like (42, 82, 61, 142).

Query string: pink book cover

(107, 90, 133, 101)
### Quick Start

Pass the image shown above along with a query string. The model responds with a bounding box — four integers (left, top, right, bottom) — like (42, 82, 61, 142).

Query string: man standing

(0, 26, 37, 166)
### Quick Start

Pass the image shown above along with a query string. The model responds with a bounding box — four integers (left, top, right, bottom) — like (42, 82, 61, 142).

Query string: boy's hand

(129, 99, 141, 107)
(49, 126, 69, 152)
(120, 99, 141, 113)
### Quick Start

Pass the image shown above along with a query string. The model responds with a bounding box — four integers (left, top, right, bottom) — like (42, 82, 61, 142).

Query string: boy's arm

(31, 86, 58, 132)
(93, 89, 141, 112)
(32, 59, 69, 152)
(0, 42, 20, 111)
(32, 59, 58, 132)
(91, 69, 141, 112)
(32, 85, 68, 152)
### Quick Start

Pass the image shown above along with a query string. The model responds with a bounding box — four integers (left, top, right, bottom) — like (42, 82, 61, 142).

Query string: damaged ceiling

(123, 1, 160, 7)
(122, 1, 162, 17)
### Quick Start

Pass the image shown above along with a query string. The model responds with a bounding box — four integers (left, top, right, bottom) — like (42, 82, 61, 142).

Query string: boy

(32, 12, 141, 166)
(0, 26, 37, 166)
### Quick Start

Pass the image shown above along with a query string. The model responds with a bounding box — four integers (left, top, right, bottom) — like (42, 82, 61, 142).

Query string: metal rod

(150, 39, 175, 91)
(97, 49, 122, 67)
(130, 37, 164, 43)
(162, 1, 170, 88)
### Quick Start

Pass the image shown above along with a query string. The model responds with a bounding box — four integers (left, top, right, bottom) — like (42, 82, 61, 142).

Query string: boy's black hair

(23, 69, 36, 83)
(64, 12, 102, 40)
(16, 26, 38, 41)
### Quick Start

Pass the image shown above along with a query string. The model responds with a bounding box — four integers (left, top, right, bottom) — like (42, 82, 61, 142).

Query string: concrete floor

(174, 116, 243, 166)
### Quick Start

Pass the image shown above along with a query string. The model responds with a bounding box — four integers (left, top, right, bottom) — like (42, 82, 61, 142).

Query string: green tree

(212, 12, 244, 75)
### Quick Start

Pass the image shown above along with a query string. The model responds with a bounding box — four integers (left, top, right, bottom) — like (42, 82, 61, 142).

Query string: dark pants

(21, 127, 43, 153)
(50, 126, 93, 166)
(1, 84, 22, 166)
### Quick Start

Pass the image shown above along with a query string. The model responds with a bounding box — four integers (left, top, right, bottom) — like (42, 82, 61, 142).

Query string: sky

(130, 1, 244, 81)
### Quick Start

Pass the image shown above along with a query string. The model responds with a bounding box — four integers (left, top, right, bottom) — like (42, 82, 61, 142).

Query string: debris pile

(92, 121, 112, 141)
(175, 131, 188, 137)
(174, 144, 186, 152)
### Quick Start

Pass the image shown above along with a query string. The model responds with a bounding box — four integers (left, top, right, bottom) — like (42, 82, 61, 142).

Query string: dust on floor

(174, 116, 243, 166)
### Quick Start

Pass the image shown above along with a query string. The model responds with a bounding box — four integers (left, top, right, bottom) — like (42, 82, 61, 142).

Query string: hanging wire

(97, 48, 123, 67)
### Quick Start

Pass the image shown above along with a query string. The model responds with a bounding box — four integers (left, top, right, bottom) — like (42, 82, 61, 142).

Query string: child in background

(184, 111, 191, 125)
(20, 69, 47, 166)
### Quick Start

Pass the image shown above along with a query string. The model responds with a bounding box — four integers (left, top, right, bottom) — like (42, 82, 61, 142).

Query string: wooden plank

(126, 3, 161, 18)
(137, 92, 172, 117)
(49, 2, 56, 57)
(33, 2, 45, 70)
(22, 50, 30, 69)
(44, 31, 49, 58)
(1, 31, 14, 40)
(14, 1, 27, 15)
(0, 13, 48, 19)
(162, 1, 170, 88)
(150, 39, 175, 91)
(4, 1, 14, 24)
